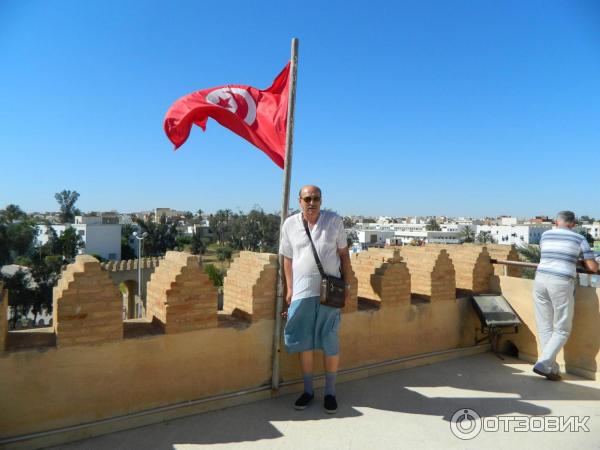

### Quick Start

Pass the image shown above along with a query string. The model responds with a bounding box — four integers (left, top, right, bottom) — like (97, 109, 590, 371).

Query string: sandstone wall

(52, 255, 123, 347)
(222, 251, 278, 321)
(146, 251, 217, 333)
(426, 244, 493, 292)
(481, 244, 522, 277)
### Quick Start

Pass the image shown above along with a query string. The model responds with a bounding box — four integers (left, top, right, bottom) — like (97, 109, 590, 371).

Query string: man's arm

(338, 246, 352, 287)
(583, 258, 599, 273)
(580, 239, 599, 273)
(284, 256, 293, 305)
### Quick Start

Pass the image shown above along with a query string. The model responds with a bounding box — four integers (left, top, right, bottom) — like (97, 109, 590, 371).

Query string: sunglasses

(301, 196, 321, 203)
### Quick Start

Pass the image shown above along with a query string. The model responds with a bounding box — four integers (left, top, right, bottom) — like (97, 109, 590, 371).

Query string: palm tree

(517, 244, 540, 263)
(517, 243, 540, 279)
(460, 225, 475, 243)
(476, 231, 495, 244)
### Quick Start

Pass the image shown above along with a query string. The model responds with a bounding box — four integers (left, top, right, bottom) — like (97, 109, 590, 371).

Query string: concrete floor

(49, 353, 600, 450)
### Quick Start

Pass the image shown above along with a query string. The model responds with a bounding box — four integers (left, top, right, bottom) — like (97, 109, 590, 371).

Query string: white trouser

(533, 272, 575, 373)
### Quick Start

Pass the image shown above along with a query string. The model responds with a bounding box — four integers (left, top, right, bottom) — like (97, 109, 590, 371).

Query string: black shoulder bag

(303, 218, 346, 308)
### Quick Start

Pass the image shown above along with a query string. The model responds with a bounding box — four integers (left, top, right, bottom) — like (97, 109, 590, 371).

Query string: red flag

(164, 63, 290, 168)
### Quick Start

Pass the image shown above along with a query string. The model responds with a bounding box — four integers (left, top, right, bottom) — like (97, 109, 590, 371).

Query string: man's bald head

(298, 185, 322, 198)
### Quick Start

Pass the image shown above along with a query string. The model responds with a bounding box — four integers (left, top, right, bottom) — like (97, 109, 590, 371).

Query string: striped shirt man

(536, 228, 595, 279)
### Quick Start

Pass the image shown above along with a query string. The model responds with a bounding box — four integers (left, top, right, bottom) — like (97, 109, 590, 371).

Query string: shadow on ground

(50, 353, 600, 449)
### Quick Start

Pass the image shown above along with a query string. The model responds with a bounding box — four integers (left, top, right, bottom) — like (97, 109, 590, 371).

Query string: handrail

(490, 258, 599, 275)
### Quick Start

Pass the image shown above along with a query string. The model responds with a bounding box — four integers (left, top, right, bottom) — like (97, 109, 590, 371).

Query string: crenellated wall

(100, 257, 162, 271)
(396, 247, 456, 302)
(222, 251, 278, 320)
(481, 243, 522, 277)
(53, 255, 123, 347)
(2, 249, 599, 446)
(146, 251, 217, 333)
(423, 244, 493, 293)
(352, 249, 410, 306)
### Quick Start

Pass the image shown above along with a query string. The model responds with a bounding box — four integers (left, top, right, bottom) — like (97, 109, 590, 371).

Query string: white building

(476, 224, 551, 246)
(389, 230, 463, 245)
(582, 222, 600, 241)
(37, 223, 122, 260)
(356, 230, 396, 248)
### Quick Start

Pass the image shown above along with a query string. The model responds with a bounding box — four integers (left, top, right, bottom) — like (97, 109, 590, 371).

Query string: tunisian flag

(164, 64, 290, 168)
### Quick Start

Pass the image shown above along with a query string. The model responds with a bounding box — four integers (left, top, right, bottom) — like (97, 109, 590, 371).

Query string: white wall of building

(476, 224, 551, 245)
(582, 223, 600, 240)
(356, 230, 395, 247)
(37, 224, 121, 260)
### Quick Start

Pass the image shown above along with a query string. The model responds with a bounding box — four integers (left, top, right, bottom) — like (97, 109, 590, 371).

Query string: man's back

(537, 228, 594, 279)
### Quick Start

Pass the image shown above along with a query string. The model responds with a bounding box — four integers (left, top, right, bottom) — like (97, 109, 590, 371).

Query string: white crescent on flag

(205, 87, 257, 126)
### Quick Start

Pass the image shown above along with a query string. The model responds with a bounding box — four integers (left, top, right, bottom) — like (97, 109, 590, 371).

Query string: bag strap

(302, 217, 327, 279)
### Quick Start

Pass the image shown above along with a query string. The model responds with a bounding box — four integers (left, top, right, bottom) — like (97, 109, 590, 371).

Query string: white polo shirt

(279, 210, 348, 303)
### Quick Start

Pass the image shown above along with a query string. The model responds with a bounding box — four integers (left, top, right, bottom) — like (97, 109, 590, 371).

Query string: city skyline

(2, 1, 599, 217)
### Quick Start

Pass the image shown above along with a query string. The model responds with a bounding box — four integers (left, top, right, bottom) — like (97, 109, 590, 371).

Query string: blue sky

(1, 0, 599, 218)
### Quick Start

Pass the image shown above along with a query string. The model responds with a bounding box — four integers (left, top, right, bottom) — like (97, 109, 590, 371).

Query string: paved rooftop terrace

(49, 353, 600, 450)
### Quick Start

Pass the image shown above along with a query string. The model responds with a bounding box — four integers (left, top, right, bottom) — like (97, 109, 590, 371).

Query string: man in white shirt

(279, 185, 352, 413)
(533, 210, 598, 380)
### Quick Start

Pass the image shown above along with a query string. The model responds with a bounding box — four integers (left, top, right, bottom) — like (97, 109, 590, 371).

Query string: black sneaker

(323, 395, 338, 414)
(294, 392, 314, 410)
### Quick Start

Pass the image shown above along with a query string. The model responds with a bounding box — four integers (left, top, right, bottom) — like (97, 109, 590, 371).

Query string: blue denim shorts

(284, 296, 341, 356)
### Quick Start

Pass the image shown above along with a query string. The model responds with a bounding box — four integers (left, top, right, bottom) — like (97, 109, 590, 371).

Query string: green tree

(120, 224, 136, 260)
(176, 235, 192, 251)
(190, 230, 206, 255)
(517, 244, 540, 279)
(227, 209, 280, 252)
(6, 221, 38, 257)
(59, 227, 83, 261)
(40, 225, 62, 258)
(460, 225, 476, 243)
(476, 231, 495, 244)
(55, 190, 81, 223)
(211, 209, 233, 244)
(343, 216, 355, 228)
(30, 255, 63, 323)
(204, 263, 225, 287)
(135, 218, 178, 256)
(426, 218, 441, 231)
(1, 269, 35, 329)
(0, 204, 27, 224)
(215, 245, 233, 262)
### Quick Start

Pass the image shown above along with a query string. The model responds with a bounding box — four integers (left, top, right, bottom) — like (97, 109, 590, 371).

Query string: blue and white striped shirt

(537, 228, 595, 279)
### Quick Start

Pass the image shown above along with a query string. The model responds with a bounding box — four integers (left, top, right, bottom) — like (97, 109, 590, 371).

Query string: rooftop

(48, 353, 600, 449)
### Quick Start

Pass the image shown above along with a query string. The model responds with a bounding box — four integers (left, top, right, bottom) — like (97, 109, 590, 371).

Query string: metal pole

(137, 238, 142, 318)
(271, 37, 299, 390)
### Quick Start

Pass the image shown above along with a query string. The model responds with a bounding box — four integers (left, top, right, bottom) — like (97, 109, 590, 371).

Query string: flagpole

(272, 37, 299, 390)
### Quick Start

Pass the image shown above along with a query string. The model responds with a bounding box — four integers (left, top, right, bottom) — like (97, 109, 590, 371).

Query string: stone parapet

(397, 247, 456, 302)
(352, 249, 404, 303)
(482, 244, 522, 277)
(146, 251, 217, 333)
(425, 244, 493, 293)
(101, 257, 162, 271)
(52, 255, 123, 347)
(223, 251, 278, 321)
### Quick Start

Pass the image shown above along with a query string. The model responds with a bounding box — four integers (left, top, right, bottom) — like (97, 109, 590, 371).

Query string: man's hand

(286, 290, 293, 306)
